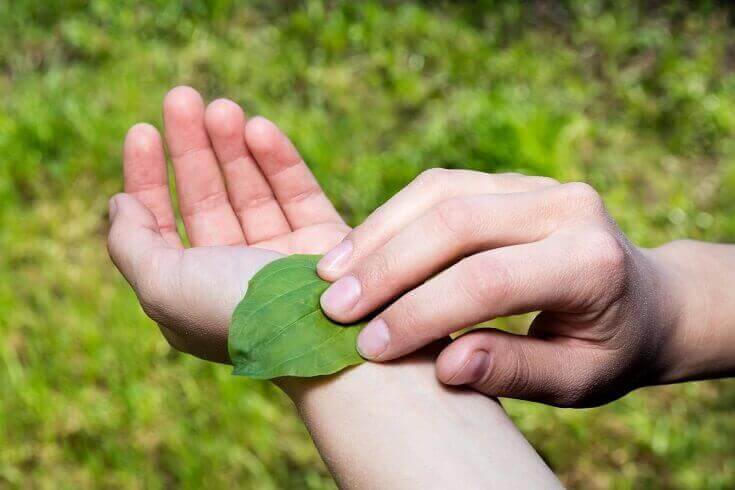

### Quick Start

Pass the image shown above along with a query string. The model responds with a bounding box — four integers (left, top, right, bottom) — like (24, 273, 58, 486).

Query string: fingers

(107, 193, 180, 298)
(319, 189, 566, 323)
(157, 86, 342, 246)
(163, 86, 245, 246)
(351, 230, 626, 361)
(435, 329, 611, 407)
(245, 116, 345, 229)
(123, 123, 183, 248)
(317, 168, 559, 280)
(203, 99, 291, 243)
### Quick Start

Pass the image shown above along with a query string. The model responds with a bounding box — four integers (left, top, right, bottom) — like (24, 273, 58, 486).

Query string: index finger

(355, 232, 623, 361)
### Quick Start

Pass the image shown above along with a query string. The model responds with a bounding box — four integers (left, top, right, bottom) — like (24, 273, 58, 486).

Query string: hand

(108, 86, 349, 363)
(316, 169, 680, 407)
(111, 133, 563, 487)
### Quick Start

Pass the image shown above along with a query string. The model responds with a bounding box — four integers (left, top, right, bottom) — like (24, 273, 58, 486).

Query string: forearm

(280, 348, 560, 489)
(648, 240, 735, 384)
(201, 253, 558, 487)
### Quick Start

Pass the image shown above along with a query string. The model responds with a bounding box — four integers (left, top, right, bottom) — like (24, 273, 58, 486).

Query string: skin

(109, 86, 349, 363)
(317, 169, 735, 407)
(108, 86, 562, 488)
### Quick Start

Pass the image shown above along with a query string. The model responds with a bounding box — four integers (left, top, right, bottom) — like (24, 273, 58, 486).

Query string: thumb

(108, 193, 196, 356)
(436, 329, 608, 407)
(107, 193, 178, 291)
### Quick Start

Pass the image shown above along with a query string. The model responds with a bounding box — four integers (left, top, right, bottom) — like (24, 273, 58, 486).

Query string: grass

(1, 0, 735, 488)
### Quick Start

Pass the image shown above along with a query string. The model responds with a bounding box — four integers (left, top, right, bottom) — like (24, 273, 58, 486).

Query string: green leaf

(228, 254, 366, 379)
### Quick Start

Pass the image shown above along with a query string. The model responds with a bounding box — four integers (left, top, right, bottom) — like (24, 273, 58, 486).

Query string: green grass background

(2, 0, 735, 488)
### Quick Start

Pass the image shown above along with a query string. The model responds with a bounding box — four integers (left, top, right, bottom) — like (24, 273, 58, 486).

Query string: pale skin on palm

(108, 86, 561, 489)
(317, 169, 735, 407)
(109, 86, 349, 363)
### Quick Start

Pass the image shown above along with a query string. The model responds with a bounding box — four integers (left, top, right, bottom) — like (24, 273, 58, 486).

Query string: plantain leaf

(228, 254, 366, 379)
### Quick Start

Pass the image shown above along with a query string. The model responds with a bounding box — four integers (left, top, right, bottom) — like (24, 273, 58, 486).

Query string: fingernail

(446, 351, 490, 385)
(108, 197, 119, 221)
(320, 275, 361, 314)
(357, 318, 390, 359)
(318, 239, 353, 274)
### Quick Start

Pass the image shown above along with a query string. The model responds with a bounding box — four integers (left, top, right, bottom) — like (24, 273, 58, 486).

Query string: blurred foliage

(1, 0, 734, 488)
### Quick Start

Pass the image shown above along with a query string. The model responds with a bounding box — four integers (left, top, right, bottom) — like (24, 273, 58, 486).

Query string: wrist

(275, 341, 446, 404)
(642, 240, 735, 384)
(639, 243, 693, 385)
(276, 344, 560, 489)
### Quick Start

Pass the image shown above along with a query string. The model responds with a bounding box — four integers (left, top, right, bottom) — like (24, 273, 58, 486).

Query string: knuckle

(588, 229, 627, 279)
(432, 197, 473, 239)
(414, 167, 452, 190)
(560, 182, 605, 215)
(534, 176, 560, 187)
(359, 250, 397, 288)
(499, 172, 559, 186)
(503, 345, 533, 394)
(457, 255, 511, 308)
(478, 339, 532, 396)
(383, 296, 422, 344)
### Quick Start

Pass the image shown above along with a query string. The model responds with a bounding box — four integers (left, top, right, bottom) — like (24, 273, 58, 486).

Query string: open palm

(108, 86, 349, 363)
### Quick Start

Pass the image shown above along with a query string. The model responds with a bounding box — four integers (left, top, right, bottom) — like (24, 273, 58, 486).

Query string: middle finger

(163, 86, 245, 246)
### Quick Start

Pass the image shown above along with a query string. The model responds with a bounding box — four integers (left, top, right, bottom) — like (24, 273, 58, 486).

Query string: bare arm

(109, 88, 559, 489)
(284, 348, 560, 489)
(648, 240, 735, 384)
